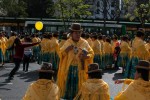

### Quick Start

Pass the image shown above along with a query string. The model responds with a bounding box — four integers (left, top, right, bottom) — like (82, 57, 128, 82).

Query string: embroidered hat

(69, 23, 83, 32)
(37, 62, 54, 73)
(87, 63, 102, 74)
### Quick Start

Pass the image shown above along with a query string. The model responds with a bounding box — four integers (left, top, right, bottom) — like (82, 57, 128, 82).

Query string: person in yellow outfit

(57, 23, 94, 100)
(129, 30, 150, 78)
(59, 33, 68, 48)
(85, 33, 93, 48)
(91, 34, 102, 69)
(114, 60, 150, 100)
(74, 63, 110, 100)
(23, 62, 60, 100)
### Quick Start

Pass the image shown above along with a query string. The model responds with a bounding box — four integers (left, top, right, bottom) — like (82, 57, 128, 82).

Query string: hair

(122, 35, 128, 42)
(136, 69, 149, 81)
(88, 72, 102, 79)
(136, 31, 145, 38)
(53, 32, 59, 37)
(62, 33, 68, 40)
(106, 37, 111, 43)
(98, 35, 103, 40)
(136, 61, 150, 81)
(81, 33, 86, 38)
(113, 34, 118, 40)
(91, 35, 97, 39)
(39, 72, 53, 80)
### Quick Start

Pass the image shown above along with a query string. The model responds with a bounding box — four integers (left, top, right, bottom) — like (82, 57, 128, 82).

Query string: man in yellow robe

(74, 63, 110, 100)
(114, 60, 150, 100)
(23, 63, 59, 100)
(57, 23, 94, 99)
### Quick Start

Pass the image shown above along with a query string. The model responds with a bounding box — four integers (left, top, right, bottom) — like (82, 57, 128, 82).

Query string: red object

(13, 43, 39, 59)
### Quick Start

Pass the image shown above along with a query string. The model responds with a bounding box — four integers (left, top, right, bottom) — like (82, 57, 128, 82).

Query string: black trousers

(9, 58, 22, 78)
(23, 54, 31, 72)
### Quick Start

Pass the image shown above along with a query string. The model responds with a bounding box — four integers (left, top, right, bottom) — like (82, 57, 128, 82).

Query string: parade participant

(22, 37, 33, 72)
(0, 33, 7, 66)
(6, 32, 17, 62)
(32, 34, 39, 62)
(57, 23, 94, 99)
(103, 37, 113, 69)
(74, 63, 110, 100)
(8, 38, 40, 80)
(114, 60, 150, 100)
(145, 37, 150, 54)
(22, 63, 60, 100)
(118, 35, 132, 74)
(113, 42, 121, 70)
(91, 34, 102, 68)
(112, 34, 119, 53)
(129, 29, 150, 78)
(49, 32, 60, 77)
(39, 33, 50, 64)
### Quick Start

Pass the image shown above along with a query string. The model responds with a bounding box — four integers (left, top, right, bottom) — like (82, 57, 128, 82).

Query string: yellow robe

(114, 78, 150, 100)
(6, 36, 16, 48)
(99, 40, 104, 55)
(132, 37, 149, 60)
(74, 79, 110, 100)
(103, 42, 113, 54)
(48, 37, 60, 56)
(40, 38, 50, 53)
(86, 38, 93, 48)
(22, 79, 59, 100)
(145, 43, 150, 54)
(59, 40, 66, 48)
(0, 38, 7, 55)
(120, 41, 132, 58)
(92, 40, 101, 55)
(57, 38, 94, 97)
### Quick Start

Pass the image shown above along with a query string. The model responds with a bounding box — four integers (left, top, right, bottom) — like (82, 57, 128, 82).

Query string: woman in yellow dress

(130, 30, 149, 78)
(57, 23, 94, 99)
(74, 63, 110, 100)
(23, 63, 59, 100)
(114, 60, 150, 100)
(103, 37, 113, 69)
(118, 35, 132, 75)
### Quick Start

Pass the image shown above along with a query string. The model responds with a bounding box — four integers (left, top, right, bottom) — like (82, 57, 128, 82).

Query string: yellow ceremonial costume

(86, 38, 93, 48)
(32, 37, 40, 63)
(0, 38, 7, 64)
(74, 79, 110, 100)
(129, 37, 150, 78)
(22, 79, 59, 100)
(92, 40, 102, 68)
(114, 78, 150, 100)
(57, 38, 94, 99)
(119, 41, 132, 75)
(6, 36, 16, 62)
(103, 42, 113, 68)
(145, 43, 150, 55)
(39, 38, 50, 63)
(48, 37, 60, 71)
(59, 40, 66, 48)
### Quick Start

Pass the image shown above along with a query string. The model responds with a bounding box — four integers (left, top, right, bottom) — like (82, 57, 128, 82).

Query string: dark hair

(91, 35, 97, 39)
(98, 35, 103, 40)
(88, 72, 102, 79)
(81, 33, 86, 38)
(112, 34, 118, 40)
(136, 31, 145, 37)
(39, 72, 53, 80)
(136, 68, 149, 81)
(122, 35, 128, 42)
(106, 37, 111, 43)
(53, 32, 59, 37)
(85, 33, 90, 39)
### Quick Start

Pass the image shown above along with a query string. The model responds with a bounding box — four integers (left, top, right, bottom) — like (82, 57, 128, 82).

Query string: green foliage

(0, 0, 28, 17)
(55, 0, 91, 21)
(123, 0, 150, 26)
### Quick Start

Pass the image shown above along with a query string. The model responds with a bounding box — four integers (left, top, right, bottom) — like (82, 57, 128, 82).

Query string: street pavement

(0, 63, 125, 100)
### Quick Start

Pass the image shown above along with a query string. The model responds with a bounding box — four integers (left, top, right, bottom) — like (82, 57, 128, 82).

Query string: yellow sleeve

(22, 86, 32, 100)
(124, 79, 133, 85)
(114, 92, 127, 100)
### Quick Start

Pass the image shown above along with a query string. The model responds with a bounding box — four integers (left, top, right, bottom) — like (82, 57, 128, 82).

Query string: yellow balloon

(35, 21, 43, 31)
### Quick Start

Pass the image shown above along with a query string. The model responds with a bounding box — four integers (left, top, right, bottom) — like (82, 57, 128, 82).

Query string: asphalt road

(0, 63, 124, 100)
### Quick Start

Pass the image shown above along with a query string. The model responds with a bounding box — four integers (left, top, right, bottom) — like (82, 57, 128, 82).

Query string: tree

(0, 0, 28, 17)
(55, 0, 91, 31)
(26, 0, 55, 18)
(123, 0, 150, 27)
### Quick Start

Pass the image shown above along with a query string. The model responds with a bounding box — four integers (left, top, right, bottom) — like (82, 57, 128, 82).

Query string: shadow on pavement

(112, 73, 125, 81)
(17, 71, 38, 82)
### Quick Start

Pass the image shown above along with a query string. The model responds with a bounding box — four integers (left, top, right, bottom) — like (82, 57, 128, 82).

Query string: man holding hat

(57, 23, 94, 99)
(23, 63, 59, 100)
(74, 63, 110, 100)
